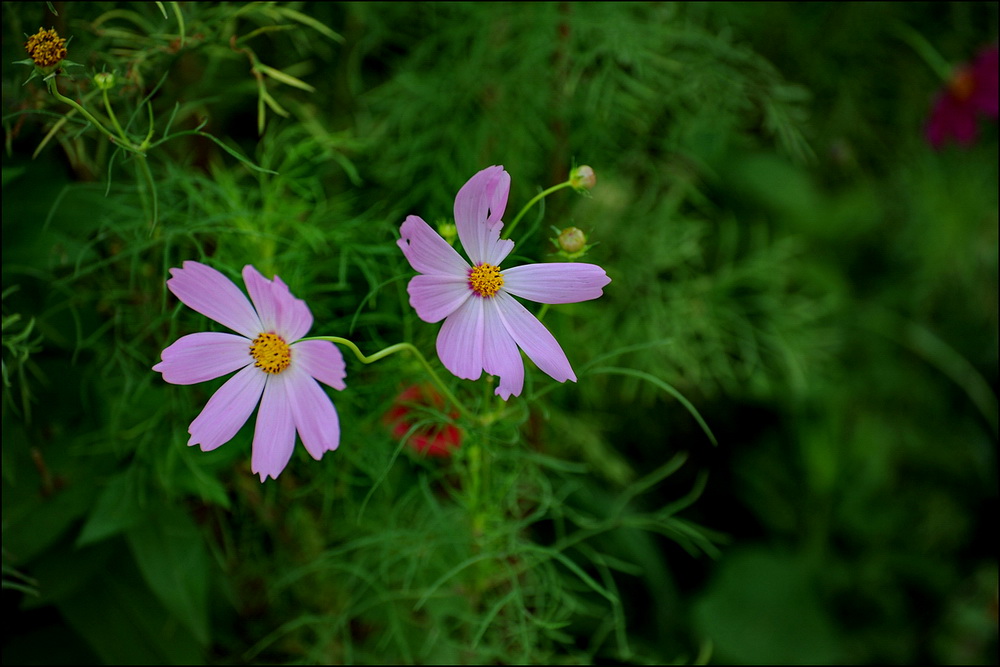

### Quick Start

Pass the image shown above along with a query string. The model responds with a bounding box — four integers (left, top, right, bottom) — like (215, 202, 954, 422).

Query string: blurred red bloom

(926, 45, 998, 149)
(384, 384, 462, 457)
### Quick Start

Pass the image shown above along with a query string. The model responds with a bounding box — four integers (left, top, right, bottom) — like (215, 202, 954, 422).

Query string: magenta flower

(153, 261, 346, 481)
(926, 45, 998, 149)
(397, 166, 611, 400)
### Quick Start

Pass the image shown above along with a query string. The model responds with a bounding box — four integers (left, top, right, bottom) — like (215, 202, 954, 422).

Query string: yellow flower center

(249, 333, 291, 374)
(468, 263, 504, 298)
(25, 27, 67, 69)
(949, 67, 976, 102)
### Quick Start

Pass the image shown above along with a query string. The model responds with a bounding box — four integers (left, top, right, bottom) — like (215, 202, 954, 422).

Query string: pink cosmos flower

(153, 261, 346, 481)
(926, 45, 999, 149)
(397, 166, 611, 400)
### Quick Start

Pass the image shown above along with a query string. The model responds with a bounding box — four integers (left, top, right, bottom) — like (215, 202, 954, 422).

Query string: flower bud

(93, 72, 116, 91)
(436, 220, 458, 246)
(569, 165, 596, 192)
(557, 227, 587, 254)
(551, 226, 593, 260)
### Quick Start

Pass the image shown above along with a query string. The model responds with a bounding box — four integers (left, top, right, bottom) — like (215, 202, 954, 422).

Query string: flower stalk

(306, 336, 476, 422)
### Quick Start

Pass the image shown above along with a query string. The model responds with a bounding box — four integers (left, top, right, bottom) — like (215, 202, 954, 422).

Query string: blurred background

(3, 2, 997, 664)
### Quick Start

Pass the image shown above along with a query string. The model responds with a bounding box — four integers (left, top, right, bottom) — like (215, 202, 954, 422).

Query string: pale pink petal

(285, 364, 340, 460)
(454, 166, 510, 264)
(271, 275, 313, 341)
(407, 274, 473, 323)
(242, 265, 279, 333)
(291, 339, 347, 390)
(398, 215, 470, 276)
(187, 364, 266, 452)
(481, 305, 524, 399)
(483, 235, 515, 267)
(502, 263, 611, 304)
(436, 296, 485, 381)
(493, 291, 576, 384)
(242, 266, 313, 341)
(153, 332, 251, 385)
(251, 375, 296, 481)
(167, 261, 261, 339)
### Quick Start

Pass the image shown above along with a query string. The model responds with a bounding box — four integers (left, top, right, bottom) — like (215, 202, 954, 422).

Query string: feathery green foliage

(3, 2, 996, 664)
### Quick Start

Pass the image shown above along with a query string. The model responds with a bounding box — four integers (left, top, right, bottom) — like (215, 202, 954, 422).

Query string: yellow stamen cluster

(249, 333, 291, 374)
(25, 27, 67, 69)
(949, 68, 976, 102)
(468, 263, 504, 298)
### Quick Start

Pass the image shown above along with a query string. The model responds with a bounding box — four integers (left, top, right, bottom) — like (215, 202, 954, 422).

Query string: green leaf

(56, 544, 205, 664)
(76, 468, 145, 546)
(125, 504, 211, 646)
(694, 548, 843, 664)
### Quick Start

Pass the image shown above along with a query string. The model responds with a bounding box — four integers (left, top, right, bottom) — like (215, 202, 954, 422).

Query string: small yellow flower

(25, 27, 67, 70)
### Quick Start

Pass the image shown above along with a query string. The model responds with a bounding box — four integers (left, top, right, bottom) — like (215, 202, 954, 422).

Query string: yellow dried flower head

(25, 27, 67, 69)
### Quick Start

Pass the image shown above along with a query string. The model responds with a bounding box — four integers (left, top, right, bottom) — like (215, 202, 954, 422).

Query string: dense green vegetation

(3, 3, 996, 664)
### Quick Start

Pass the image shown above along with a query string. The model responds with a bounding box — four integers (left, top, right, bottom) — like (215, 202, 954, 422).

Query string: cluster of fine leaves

(3, 2, 995, 665)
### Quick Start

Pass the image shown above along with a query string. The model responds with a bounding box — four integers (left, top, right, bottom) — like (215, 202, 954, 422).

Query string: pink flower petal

(484, 235, 515, 268)
(153, 332, 251, 385)
(271, 275, 314, 341)
(952, 110, 979, 145)
(493, 291, 576, 384)
(502, 263, 611, 304)
(436, 296, 485, 381)
(290, 339, 347, 390)
(407, 274, 473, 323)
(167, 261, 261, 339)
(454, 166, 510, 264)
(972, 45, 998, 117)
(187, 364, 266, 452)
(251, 375, 296, 481)
(398, 215, 470, 276)
(481, 306, 524, 399)
(284, 365, 340, 460)
(242, 266, 313, 341)
(242, 265, 279, 333)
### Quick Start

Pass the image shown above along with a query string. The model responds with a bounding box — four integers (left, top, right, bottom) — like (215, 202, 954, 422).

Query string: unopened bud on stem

(569, 165, 596, 192)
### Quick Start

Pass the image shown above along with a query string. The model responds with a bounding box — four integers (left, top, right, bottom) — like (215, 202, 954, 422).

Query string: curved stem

(47, 79, 113, 138)
(502, 181, 572, 239)
(47, 79, 145, 155)
(303, 336, 475, 421)
(101, 87, 129, 145)
(893, 24, 953, 82)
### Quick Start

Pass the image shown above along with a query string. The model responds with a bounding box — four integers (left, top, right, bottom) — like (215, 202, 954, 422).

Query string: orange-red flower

(384, 384, 461, 457)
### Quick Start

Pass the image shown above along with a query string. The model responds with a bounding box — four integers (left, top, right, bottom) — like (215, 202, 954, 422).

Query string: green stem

(47, 79, 113, 138)
(304, 336, 474, 421)
(502, 181, 572, 239)
(141, 102, 156, 152)
(893, 24, 954, 82)
(136, 155, 158, 231)
(101, 87, 129, 145)
(47, 79, 145, 155)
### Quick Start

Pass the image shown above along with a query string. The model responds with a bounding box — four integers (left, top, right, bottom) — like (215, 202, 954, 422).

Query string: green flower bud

(551, 226, 593, 260)
(557, 227, 587, 254)
(436, 220, 458, 246)
(93, 72, 116, 90)
(569, 165, 596, 192)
